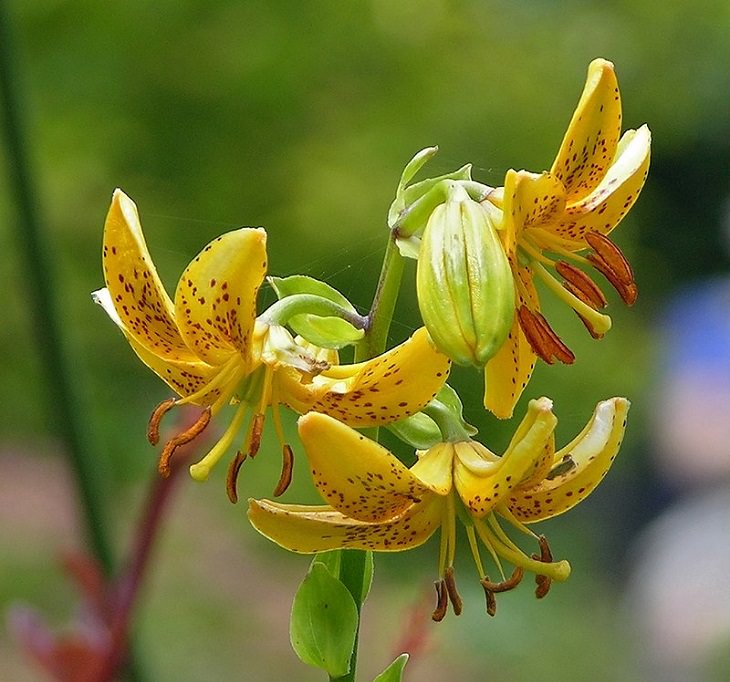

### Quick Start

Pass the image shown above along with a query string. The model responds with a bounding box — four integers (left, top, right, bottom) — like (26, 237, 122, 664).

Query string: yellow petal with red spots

(174, 228, 267, 367)
(247, 496, 444, 553)
(483, 266, 539, 419)
(102, 190, 194, 361)
(545, 125, 651, 250)
(298, 412, 434, 523)
(506, 397, 629, 522)
(93, 286, 222, 402)
(501, 169, 566, 247)
(454, 399, 557, 518)
(280, 327, 450, 428)
(550, 58, 622, 202)
(503, 396, 557, 488)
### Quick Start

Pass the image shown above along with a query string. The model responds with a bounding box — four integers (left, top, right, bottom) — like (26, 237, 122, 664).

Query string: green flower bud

(416, 183, 515, 366)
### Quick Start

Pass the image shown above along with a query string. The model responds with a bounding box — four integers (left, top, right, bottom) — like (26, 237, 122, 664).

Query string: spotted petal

(454, 398, 557, 517)
(93, 287, 223, 402)
(544, 125, 652, 250)
(298, 412, 434, 523)
(174, 228, 267, 367)
(247, 496, 444, 553)
(102, 189, 194, 362)
(501, 170, 566, 250)
(507, 397, 629, 522)
(280, 327, 451, 427)
(550, 58, 622, 202)
(483, 264, 539, 419)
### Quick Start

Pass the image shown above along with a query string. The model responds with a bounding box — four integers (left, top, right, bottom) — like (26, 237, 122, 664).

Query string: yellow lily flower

(93, 190, 451, 500)
(483, 58, 651, 418)
(248, 396, 629, 619)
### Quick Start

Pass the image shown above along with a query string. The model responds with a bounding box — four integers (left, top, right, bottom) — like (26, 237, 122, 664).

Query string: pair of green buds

(391, 148, 514, 369)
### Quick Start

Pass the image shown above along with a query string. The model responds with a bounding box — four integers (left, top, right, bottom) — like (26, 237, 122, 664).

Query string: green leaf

(269, 275, 362, 348)
(289, 313, 364, 349)
(372, 653, 409, 682)
(290, 561, 359, 677)
(269, 275, 356, 311)
(314, 550, 374, 604)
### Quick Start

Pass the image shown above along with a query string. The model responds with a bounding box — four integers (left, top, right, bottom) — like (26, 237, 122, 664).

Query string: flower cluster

(96, 58, 649, 619)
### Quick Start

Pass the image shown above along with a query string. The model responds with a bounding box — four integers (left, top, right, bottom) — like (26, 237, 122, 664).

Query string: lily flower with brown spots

(248, 396, 629, 619)
(93, 190, 450, 501)
(482, 58, 650, 418)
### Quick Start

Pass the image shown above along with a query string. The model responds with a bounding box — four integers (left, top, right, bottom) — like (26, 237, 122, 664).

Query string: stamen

(158, 407, 212, 477)
(585, 231, 638, 305)
(148, 398, 176, 445)
(480, 567, 524, 593)
(431, 579, 448, 622)
(273, 444, 294, 497)
(474, 516, 570, 582)
(482, 582, 498, 617)
(247, 412, 266, 458)
(532, 535, 555, 599)
(465, 526, 487, 578)
(555, 261, 607, 309)
(517, 306, 576, 365)
(480, 568, 523, 617)
(189, 402, 249, 482)
(444, 566, 463, 616)
(225, 451, 247, 504)
(531, 262, 612, 337)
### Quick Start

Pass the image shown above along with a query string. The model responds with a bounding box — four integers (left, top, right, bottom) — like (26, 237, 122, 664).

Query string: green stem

(0, 0, 114, 574)
(333, 227, 407, 682)
(356, 231, 406, 362)
(260, 294, 367, 329)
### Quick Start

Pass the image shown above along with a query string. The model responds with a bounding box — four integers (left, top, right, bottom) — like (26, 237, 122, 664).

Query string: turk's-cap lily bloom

(93, 190, 451, 501)
(248, 396, 629, 619)
(482, 58, 651, 419)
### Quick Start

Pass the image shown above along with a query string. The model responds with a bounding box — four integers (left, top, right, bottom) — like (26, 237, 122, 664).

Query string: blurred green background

(2, 1, 730, 680)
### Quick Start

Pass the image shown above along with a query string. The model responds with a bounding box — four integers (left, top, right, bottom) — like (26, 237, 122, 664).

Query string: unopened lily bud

(417, 184, 514, 366)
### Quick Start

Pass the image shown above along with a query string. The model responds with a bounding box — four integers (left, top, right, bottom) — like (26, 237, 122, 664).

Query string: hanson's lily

(249, 396, 629, 619)
(93, 190, 451, 500)
(482, 58, 650, 418)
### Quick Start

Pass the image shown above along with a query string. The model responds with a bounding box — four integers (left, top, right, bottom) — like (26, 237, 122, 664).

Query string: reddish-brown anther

(431, 579, 448, 622)
(147, 398, 176, 445)
(273, 444, 294, 498)
(585, 231, 638, 305)
(158, 407, 211, 477)
(517, 306, 576, 365)
(555, 260, 608, 309)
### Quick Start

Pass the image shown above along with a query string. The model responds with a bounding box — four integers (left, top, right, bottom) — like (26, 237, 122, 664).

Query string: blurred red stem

(96, 462, 186, 681)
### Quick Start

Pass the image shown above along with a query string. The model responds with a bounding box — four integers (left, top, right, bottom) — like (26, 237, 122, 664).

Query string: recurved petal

(550, 58, 622, 201)
(174, 228, 267, 367)
(280, 327, 451, 427)
(533, 125, 651, 251)
(94, 287, 222, 402)
(454, 399, 557, 517)
(502, 170, 566, 245)
(298, 412, 434, 523)
(544, 125, 651, 249)
(483, 266, 539, 419)
(247, 496, 444, 553)
(102, 190, 194, 362)
(507, 397, 629, 522)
